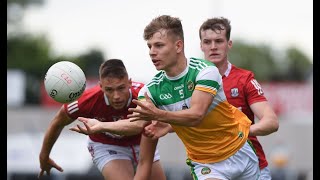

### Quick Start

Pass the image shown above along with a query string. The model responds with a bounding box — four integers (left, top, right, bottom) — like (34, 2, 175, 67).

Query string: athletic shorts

(87, 138, 161, 172)
(186, 141, 260, 180)
(259, 166, 271, 180)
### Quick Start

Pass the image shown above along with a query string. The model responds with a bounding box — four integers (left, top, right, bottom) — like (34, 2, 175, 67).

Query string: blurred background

(7, 0, 313, 180)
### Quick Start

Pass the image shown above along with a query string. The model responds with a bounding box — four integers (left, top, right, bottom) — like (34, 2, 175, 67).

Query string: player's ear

(99, 81, 102, 88)
(128, 78, 132, 88)
(228, 40, 233, 49)
(176, 39, 183, 53)
(200, 41, 204, 52)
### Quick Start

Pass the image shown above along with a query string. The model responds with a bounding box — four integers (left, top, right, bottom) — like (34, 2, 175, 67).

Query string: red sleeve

(131, 81, 144, 97)
(63, 98, 89, 120)
(244, 72, 267, 105)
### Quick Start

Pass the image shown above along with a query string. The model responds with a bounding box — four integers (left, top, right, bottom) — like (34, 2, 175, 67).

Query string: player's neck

(216, 60, 229, 76)
(165, 55, 187, 77)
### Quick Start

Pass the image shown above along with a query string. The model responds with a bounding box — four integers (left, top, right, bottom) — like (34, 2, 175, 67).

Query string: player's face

(100, 76, 132, 110)
(200, 29, 232, 66)
(147, 30, 180, 71)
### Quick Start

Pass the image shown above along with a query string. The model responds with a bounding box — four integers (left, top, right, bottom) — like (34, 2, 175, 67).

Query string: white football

(44, 61, 86, 103)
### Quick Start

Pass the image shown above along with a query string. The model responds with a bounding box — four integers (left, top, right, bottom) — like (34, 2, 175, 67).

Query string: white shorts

(87, 138, 161, 172)
(259, 166, 271, 180)
(186, 141, 260, 180)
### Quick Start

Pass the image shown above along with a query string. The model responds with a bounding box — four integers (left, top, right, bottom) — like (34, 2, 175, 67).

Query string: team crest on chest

(187, 80, 194, 91)
(230, 88, 239, 97)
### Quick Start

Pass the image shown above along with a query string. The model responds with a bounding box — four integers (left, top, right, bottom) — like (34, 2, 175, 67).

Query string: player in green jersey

(129, 15, 260, 180)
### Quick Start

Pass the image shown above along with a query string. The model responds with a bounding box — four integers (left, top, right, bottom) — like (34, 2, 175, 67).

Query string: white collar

(224, 61, 232, 77)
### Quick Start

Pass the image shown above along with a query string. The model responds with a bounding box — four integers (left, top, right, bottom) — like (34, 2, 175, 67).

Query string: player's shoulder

(189, 57, 215, 67)
(79, 84, 103, 101)
(131, 81, 144, 92)
(146, 71, 166, 87)
(130, 81, 144, 99)
(64, 84, 103, 116)
(189, 57, 218, 75)
(83, 84, 101, 94)
(131, 81, 144, 87)
(231, 64, 255, 78)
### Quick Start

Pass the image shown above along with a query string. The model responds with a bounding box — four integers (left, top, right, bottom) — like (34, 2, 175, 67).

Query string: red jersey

(64, 81, 144, 147)
(222, 62, 268, 169)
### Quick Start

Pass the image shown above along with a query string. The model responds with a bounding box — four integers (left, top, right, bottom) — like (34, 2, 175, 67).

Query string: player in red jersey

(38, 59, 166, 180)
(199, 17, 279, 180)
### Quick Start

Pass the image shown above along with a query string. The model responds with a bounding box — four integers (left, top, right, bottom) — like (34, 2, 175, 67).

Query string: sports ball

(44, 61, 86, 103)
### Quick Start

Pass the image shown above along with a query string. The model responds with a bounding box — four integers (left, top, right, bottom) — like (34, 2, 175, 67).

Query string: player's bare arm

(39, 106, 74, 178)
(69, 117, 147, 136)
(249, 101, 279, 136)
(133, 135, 158, 180)
(128, 91, 213, 127)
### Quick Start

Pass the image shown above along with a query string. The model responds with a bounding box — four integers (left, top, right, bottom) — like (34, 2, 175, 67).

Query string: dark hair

(199, 17, 231, 40)
(143, 15, 184, 42)
(99, 59, 128, 79)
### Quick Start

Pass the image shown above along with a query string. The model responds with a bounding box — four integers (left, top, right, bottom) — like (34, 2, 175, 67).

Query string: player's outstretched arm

(69, 117, 104, 134)
(39, 106, 74, 178)
(69, 117, 148, 136)
(249, 101, 279, 136)
(129, 91, 213, 127)
(133, 135, 158, 180)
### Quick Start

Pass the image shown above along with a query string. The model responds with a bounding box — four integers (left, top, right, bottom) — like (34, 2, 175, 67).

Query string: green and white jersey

(138, 57, 226, 111)
(138, 57, 251, 163)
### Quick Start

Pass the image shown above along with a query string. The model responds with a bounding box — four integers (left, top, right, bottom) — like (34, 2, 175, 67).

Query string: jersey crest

(230, 88, 239, 97)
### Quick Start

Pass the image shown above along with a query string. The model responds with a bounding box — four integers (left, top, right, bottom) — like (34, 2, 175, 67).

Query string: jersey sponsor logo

(159, 93, 172, 100)
(251, 79, 264, 95)
(174, 84, 184, 90)
(187, 80, 194, 91)
(201, 167, 211, 175)
(230, 88, 239, 97)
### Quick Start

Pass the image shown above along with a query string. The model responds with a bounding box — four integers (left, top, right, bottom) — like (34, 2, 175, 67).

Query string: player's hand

(38, 156, 63, 178)
(69, 117, 102, 135)
(143, 121, 172, 140)
(128, 92, 160, 122)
